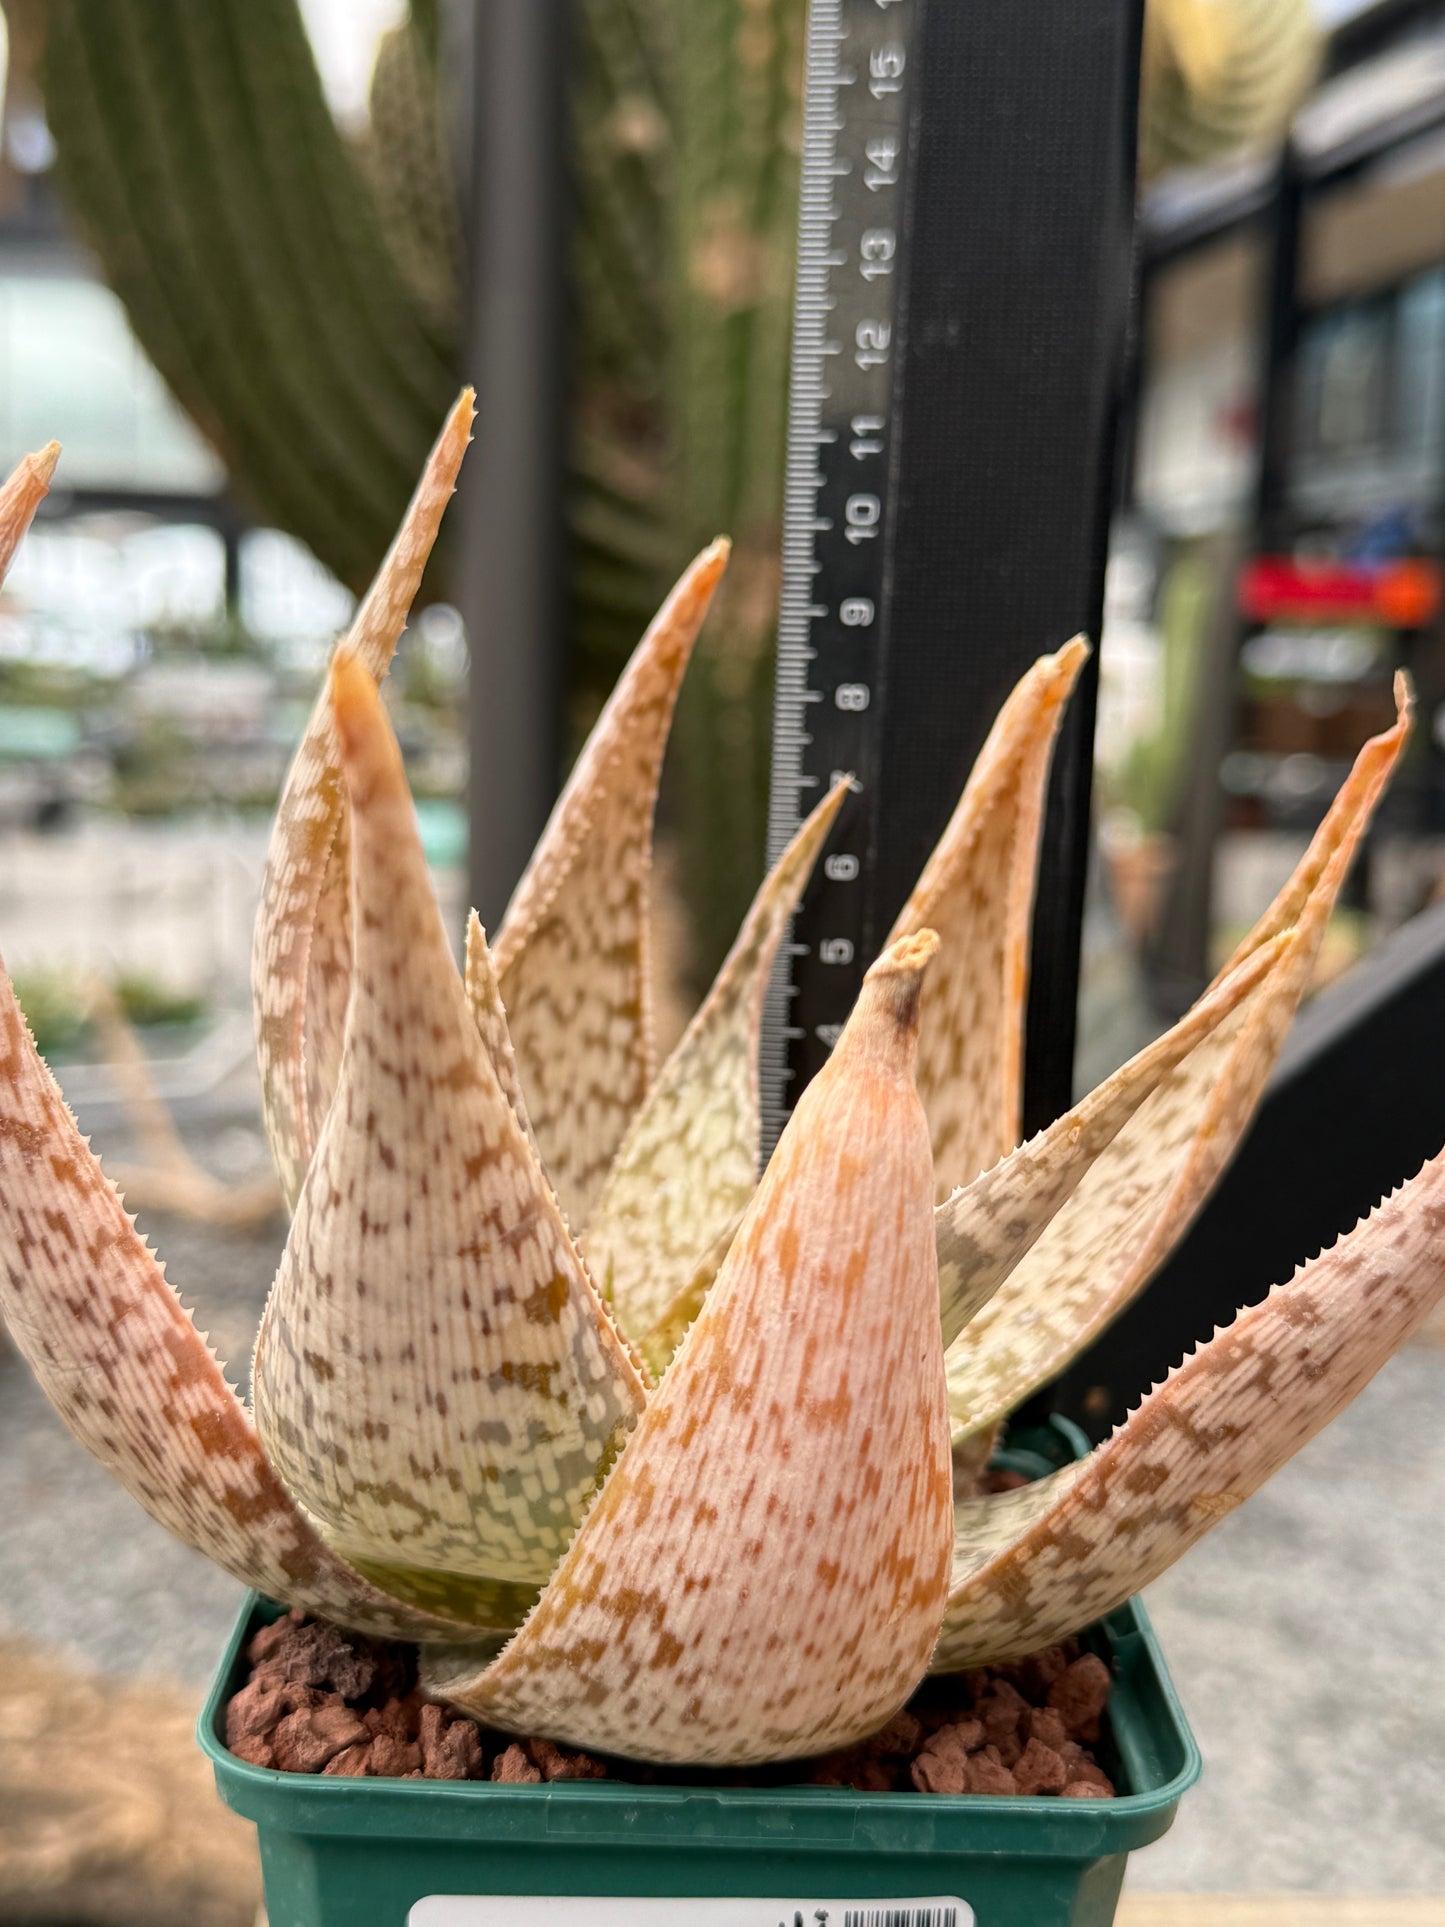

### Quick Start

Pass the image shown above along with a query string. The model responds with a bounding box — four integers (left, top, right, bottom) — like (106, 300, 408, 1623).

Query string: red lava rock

(369, 1731, 424, 1778)
(1047, 1655, 1112, 1743)
(870, 1710, 925, 1756)
(225, 1612, 1117, 1803)
(1010, 1643, 1074, 1702)
(941, 1716, 984, 1754)
(245, 1609, 307, 1667)
(530, 1737, 608, 1782)
(994, 1732, 1024, 1770)
(910, 1734, 968, 1795)
(271, 1700, 370, 1775)
(965, 1751, 1017, 1796)
(491, 1742, 542, 1784)
(225, 1672, 291, 1748)
(1012, 1739, 1069, 1796)
(416, 1702, 484, 1780)
(979, 1680, 1029, 1749)
(1024, 1706, 1069, 1753)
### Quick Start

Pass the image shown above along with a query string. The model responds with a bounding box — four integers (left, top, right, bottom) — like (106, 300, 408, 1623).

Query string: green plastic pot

(200, 1421, 1201, 1927)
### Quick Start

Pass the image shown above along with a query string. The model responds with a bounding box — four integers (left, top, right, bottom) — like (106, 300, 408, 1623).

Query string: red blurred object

(1239, 557, 1441, 627)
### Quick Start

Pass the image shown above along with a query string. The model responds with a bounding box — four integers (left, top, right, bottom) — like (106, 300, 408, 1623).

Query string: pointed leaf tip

(890, 644, 1089, 1196)
(0, 441, 62, 583)
(254, 393, 474, 1206)
(329, 651, 402, 805)
(947, 698, 1410, 1446)
(492, 541, 732, 1227)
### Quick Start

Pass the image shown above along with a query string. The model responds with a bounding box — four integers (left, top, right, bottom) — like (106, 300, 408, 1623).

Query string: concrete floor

(1, 1182, 1442, 1893)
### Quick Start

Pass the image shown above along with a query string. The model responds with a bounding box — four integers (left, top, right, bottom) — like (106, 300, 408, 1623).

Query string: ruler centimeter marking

(761, 0, 921, 1151)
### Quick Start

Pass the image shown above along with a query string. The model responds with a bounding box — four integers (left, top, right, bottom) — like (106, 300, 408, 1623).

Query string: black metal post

(875, 0, 1146, 1134)
(456, 0, 568, 931)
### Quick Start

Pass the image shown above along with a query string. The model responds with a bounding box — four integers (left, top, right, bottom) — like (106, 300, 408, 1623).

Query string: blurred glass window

(0, 272, 223, 494)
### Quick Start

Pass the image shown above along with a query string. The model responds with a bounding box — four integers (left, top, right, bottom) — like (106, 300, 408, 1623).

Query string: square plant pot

(200, 1423, 1200, 1927)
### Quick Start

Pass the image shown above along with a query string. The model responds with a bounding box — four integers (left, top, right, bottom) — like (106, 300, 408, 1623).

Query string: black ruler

(761, 0, 1143, 1149)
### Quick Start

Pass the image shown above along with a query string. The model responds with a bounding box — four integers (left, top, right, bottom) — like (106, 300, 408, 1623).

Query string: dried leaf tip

(1047, 634, 1091, 682)
(29, 441, 61, 486)
(858, 927, 941, 1034)
(1393, 667, 1415, 727)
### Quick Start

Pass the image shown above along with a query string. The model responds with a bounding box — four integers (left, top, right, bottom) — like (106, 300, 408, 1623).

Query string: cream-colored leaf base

(945, 686, 1411, 1445)
(427, 934, 953, 1765)
(934, 1139, 1445, 1669)
(0, 963, 476, 1645)
(585, 780, 848, 1347)
(490, 542, 729, 1230)
(253, 391, 475, 1207)
(254, 658, 646, 1612)
(936, 934, 1290, 1348)
(889, 639, 1089, 1200)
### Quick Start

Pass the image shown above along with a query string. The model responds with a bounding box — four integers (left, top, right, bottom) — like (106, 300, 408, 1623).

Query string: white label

(411, 1899, 971, 1927)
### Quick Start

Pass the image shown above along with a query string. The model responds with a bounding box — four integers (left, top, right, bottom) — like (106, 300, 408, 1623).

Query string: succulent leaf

(0, 959, 478, 1645)
(426, 933, 953, 1765)
(635, 1213, 743, 1378)
(936, 932, 1291, 1348)
(463, 912, 536, 1145)
(935, 1140, 1445, 1669)
(944, 683, 1412, 1445)
(252, 656, 647, 1621)
(254, 390, 476, 1208)
(0, 442, 60, 577)
(584, 778, 850, 1348)
(488, 541, 730, 1229)
(888, 639, 1090, 1200)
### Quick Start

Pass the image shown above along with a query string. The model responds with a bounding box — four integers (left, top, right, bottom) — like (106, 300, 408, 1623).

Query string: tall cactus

(26, 0, 459, 595)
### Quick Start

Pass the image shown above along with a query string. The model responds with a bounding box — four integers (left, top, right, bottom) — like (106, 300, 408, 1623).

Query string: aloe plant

(2, 411, 1442, 1769)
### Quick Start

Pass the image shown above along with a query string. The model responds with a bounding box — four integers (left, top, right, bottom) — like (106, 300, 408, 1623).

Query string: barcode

(842, 1912, 958, 1927)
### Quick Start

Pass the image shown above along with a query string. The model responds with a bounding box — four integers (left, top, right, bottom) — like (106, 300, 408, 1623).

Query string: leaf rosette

(1, 406, 1442, 1766)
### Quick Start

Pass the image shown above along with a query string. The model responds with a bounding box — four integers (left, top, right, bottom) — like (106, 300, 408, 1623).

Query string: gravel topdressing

(225, 1608, 1118, 1797)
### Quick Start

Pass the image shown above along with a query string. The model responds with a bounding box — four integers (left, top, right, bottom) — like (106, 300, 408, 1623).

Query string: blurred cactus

(20, 0, 804, 976)
(1141, 0, 1321, 177)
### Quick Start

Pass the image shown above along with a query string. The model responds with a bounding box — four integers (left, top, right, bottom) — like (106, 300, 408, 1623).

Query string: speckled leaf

(253, 391, 476, 1208)
(887, 640, 1089, 1200)
(944, 683, 1411, 1446)
(427, 933, 953, 1765)
(584, 779, 849, 1347)
(0, 962, 481, 1645)
(464, 911, 535, 1145)
(0, 442, 59, 578)
(934, 1139, 1445, 1669)
(936, 933, 1291, 1348)
(635, 1214, 743, 1378)
(253, 657, 647, 1624)
(492, 542, 730, 1230)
